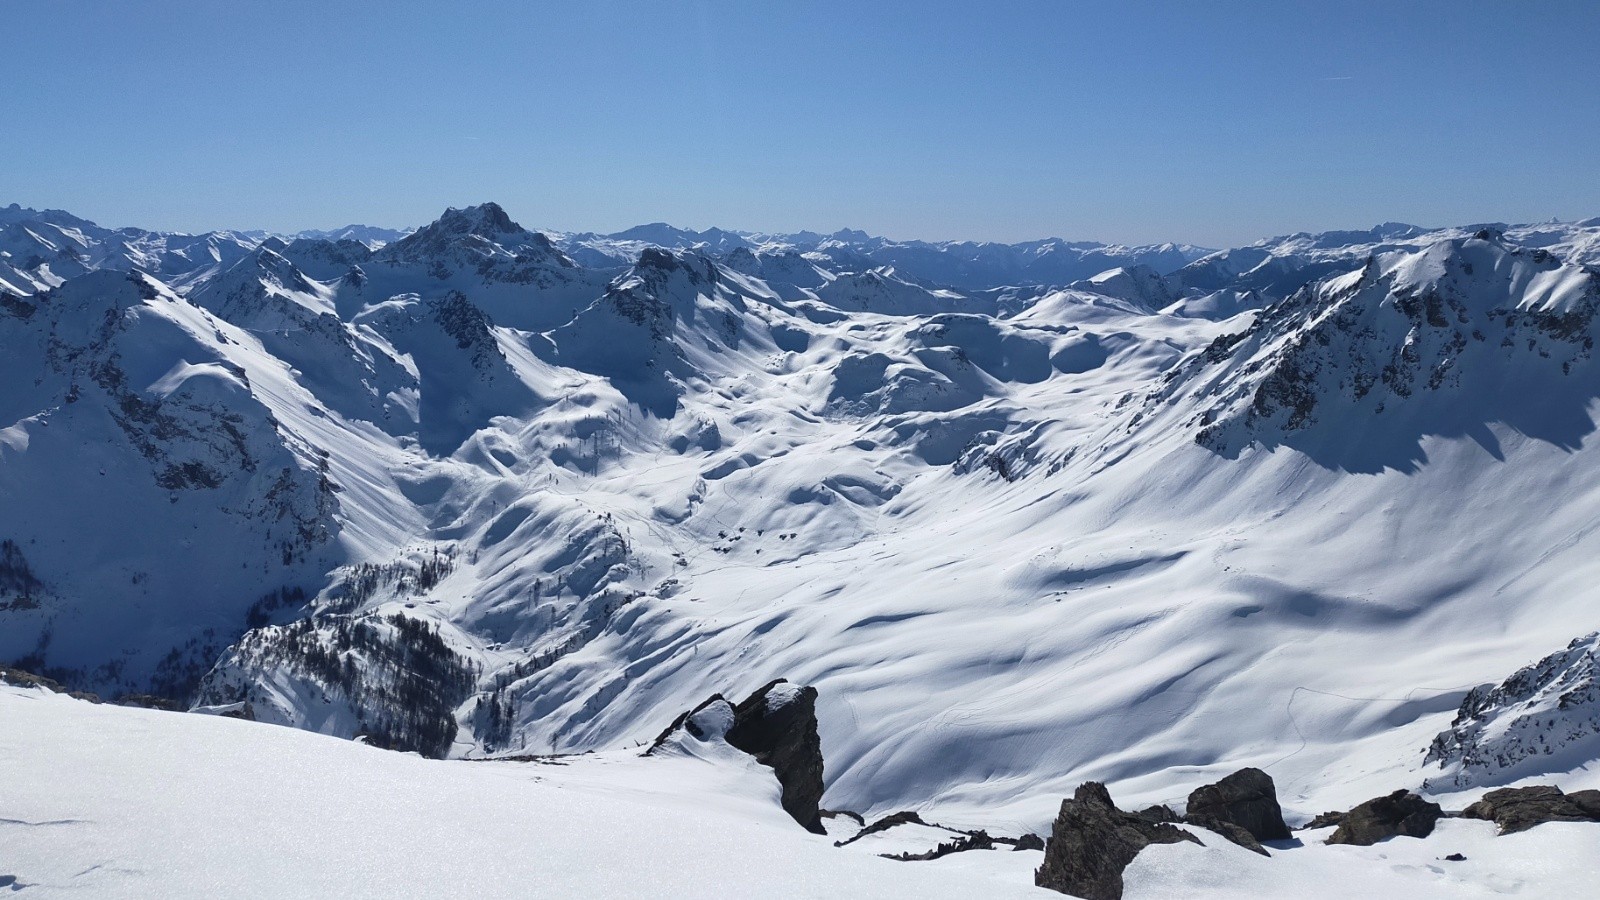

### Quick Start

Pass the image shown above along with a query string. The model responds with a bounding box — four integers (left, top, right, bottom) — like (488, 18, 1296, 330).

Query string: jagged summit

(388, 202, 534, 251)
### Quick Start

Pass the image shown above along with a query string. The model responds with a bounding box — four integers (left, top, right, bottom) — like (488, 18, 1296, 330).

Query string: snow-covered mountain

(6, 201, 1600, 894)
(0, 203, 259, 296)
(552, 225, 1213, 291)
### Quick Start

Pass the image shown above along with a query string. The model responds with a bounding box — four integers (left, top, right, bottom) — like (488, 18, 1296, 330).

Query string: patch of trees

(231, 611, 478, 758)
(245, 585, 309, 628)
(326, 548, 455, 613)
(0, 539, 43, 610)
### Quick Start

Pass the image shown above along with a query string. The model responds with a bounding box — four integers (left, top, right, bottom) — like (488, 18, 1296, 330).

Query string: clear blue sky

(7, 0, 1599, 246)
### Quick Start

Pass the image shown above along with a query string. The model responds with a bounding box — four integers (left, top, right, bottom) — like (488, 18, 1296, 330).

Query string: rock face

(1188, 818, 1268, 856)
(1185, 767, 1292, 843)
(1574, 791, 1600, 819)
(724, 679, 826, 834)
(1035, 782, 1202, 900)
(1461, 785, 1600, 834)
(1325, 790, 1443, 845)
(1425, 632, 1600, 790)
(654, 680, 826, 834)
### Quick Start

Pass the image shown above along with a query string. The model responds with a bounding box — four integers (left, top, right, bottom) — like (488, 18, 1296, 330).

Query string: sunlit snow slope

(4, 204, 1600, 837)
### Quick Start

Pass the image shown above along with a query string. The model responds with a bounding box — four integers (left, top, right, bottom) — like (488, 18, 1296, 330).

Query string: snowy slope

(6, 202, 1600, 881)
(8, 682, 1598, 898)
(0, 683, 1052, 899)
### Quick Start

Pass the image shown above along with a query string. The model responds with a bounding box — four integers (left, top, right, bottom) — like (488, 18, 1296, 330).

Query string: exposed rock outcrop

(0, 665, 100, 703)
(724, 680, 826, 834)
(832, 810, 930, 847)
(1302, 810, 1346, 830)
(1325, 790, 1443, 845)
(1461, 785, 1600, 834)
(1425, 632, 1600, 790)
(653, 679, 826, 834)
(1013, 832, 1046, 852)
(1135, 804, 1179, 824)
(1187, 817, 1268, 856)
(884, 830, 995, 862)
(1185, 767, 1292, 843)
(1035, 782, 1202, 900)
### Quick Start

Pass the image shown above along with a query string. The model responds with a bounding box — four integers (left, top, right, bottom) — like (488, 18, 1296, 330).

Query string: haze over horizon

(8, 1, 1600, 246)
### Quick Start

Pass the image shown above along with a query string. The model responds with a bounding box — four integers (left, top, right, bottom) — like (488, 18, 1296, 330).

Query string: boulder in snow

(1034, 782, 1201, 900)
(1184, 767, 1291, 844)
(1325, 790, 1442, 846)
(1460, 785, 1600, 834)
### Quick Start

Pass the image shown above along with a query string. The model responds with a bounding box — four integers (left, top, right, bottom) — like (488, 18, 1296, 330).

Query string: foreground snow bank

(6, 684, 1599, 898)
(0, 685, 1044, 898)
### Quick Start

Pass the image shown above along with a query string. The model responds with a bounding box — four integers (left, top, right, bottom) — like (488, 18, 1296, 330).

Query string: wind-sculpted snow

(7, 202, 1600, 841)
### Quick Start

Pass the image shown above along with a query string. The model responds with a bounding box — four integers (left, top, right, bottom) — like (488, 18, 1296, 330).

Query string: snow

(6, 203, 1600, 895)
(6, 686, 1596, 898)
(1125, 821, 1600, 898)
(0, 685, 1048, 899)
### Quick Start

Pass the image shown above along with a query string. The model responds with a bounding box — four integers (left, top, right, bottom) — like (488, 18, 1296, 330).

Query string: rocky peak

(430, 202, 523, 238)
(1166, 234, 1600, 463)
(625, 247, 722, 301)
(380, 203, 576, 274)
(1424, 631, 1600, 789)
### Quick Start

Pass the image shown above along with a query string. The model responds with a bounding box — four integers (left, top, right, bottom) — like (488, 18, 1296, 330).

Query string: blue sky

(7, 1, 1599, 246)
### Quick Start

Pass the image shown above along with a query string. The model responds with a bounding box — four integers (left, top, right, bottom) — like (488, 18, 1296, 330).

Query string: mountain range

(4, 199, 1600, 894)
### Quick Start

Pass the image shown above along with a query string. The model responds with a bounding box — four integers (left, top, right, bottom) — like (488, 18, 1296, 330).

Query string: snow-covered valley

(4, 202, 1600, 896)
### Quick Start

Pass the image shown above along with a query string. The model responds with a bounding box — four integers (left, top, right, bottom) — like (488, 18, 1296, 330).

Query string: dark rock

(1302, 810, 1345, 830)
(1444, 853, 1467, 862)
(1035, 782, 1203, 900)
(1185, 767, 1292, 842)
(1461, 785, 1600, 834)
(1187, 815, 1269, 856)
(1135, 804, 1179, 824)
(724, 679, 826, 834)
(649, 679, 826, 834)
(833, 810, 930, 847)
(1013, 832, 1046, 852)
(1568, 790, 1600, 819)
(885, 830, 995, 862)
(1326, 790, 1442, 845)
